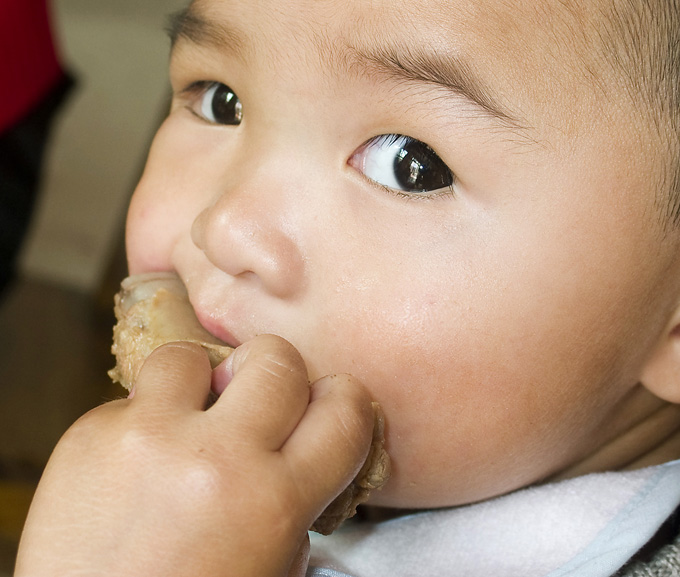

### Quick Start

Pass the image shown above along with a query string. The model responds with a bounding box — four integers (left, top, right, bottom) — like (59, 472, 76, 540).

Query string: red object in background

(0, 0, 64, 133)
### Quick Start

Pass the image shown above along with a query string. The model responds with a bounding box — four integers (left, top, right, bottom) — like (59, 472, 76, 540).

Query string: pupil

(212, 84, 242, 125)
(393, 140, 453, 191)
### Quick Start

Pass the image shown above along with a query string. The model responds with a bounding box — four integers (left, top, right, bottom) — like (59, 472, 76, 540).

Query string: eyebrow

(167, 6, 245, 58)
(346, 43, 527, 130)
(167, 6, 530, 133)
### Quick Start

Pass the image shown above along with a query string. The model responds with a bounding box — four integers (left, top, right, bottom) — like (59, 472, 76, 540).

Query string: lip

(174, 261, 246, 349)
(194, 306, 242, 349)
(185, 284, 244, 348)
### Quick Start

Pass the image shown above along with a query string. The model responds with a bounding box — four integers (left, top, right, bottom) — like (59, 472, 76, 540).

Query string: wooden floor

(0, 276, 122, 573)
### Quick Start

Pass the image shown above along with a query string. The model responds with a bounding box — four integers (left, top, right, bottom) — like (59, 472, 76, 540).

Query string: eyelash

(375, 182, 456, 201)
(180, 81, 210, 116)
(179, 81, 457, 200)
(371, 181, 457, 202)
(349, 134, 457, 199)
(181, 81, 241, 125)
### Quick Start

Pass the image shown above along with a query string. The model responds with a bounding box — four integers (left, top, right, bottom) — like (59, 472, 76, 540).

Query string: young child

(14, 0, 680, 575)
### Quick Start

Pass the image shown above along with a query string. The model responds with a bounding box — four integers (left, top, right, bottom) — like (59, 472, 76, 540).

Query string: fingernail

(211, 352, 234, 396)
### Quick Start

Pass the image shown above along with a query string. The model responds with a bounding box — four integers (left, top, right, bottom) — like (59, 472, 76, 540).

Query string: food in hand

(109, 272, 390, 533)
(108, 272, 234, 390)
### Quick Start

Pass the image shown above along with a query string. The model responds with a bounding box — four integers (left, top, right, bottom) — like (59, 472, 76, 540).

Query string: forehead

(184, 0, 594, 64)
(180, 0, 616, 135)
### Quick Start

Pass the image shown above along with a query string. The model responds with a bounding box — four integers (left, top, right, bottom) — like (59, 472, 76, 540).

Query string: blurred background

(0, 0, 186, 572)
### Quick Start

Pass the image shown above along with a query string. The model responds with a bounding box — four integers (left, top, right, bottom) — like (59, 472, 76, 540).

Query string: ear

(641, 309, 680, 404)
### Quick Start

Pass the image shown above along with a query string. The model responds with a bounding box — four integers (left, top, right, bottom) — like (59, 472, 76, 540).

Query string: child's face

(126, 0, 680, 508)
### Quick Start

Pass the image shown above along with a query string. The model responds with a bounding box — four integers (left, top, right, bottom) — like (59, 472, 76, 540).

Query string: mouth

(108, 271, 236, 390)
(109, 273, 392, 532)
(191, 305, 242, 349)
(178, 271, 245, 349)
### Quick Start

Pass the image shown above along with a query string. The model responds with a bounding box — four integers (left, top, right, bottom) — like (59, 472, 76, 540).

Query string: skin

(15, 0, 680, 575)
(127, 0, 680, 505)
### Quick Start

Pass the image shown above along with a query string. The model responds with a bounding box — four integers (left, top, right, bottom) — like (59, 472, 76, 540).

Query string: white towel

(309, 460, 680, 577)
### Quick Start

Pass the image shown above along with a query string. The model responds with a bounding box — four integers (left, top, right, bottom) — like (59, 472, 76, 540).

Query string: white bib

(309, 460, 680, 577)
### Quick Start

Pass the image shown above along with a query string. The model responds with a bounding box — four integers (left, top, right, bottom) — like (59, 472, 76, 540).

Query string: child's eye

(349, 134, 455, 195)
(191, 82, 243, 125)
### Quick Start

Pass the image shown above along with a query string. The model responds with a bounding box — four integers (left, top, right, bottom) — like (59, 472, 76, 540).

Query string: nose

(190, 180, 305, 298)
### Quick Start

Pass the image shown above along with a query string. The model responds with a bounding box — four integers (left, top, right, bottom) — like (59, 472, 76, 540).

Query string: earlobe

(641, 319, 680, 404)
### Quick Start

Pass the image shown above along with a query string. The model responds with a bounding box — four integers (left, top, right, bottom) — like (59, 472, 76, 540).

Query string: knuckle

(116, 420, 163, 461)
(172, 459, 225, 507)
(238, 334, 308, 381)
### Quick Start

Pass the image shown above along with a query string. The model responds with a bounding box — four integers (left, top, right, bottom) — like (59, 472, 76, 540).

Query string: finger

(211, 334, 311, 451)
(132, 342, 212, 411)
(283, 374, 374, 512)
(286, 535, 310, 577)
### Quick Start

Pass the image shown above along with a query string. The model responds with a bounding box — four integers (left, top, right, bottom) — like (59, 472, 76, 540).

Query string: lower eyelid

(357, 167, 457, 201)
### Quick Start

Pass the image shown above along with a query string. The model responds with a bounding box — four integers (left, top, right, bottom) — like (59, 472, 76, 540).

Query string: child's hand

(15, 335, 375, 577)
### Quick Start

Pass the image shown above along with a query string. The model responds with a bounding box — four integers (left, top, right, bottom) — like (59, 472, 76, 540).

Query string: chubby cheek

(302, 292, 502, 506)
(307, 250, 643, 509)
(125, 119, 211, 275)
(125, 187, 172, 274)
(354, 337, 576, 508)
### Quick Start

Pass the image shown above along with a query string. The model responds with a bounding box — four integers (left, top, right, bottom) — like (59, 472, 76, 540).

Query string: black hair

(598, 0, 680, 226)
